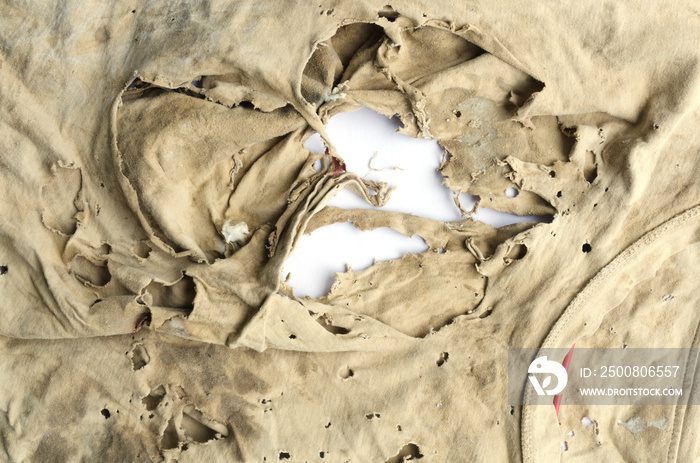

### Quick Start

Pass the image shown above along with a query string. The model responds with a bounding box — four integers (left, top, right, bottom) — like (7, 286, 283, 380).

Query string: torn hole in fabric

(143, 274, 196, 314)
(283, 222, 428, 298)
(304, 107, 551, 228)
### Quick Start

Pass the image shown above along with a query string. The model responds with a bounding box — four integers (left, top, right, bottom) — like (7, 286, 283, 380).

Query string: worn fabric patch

(1, 0, 699, 461)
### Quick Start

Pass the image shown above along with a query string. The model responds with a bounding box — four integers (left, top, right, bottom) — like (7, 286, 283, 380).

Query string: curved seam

(521, 203, 700, 462)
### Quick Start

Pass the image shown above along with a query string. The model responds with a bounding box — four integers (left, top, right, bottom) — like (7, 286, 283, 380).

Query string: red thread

(554, 343, 575, 416)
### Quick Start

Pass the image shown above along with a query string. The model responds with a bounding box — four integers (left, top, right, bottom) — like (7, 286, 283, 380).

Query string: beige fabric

(1, 0, 699, 461)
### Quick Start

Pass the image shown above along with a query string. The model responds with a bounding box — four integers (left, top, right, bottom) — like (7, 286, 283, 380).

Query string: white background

(282, 108, 541, 298)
